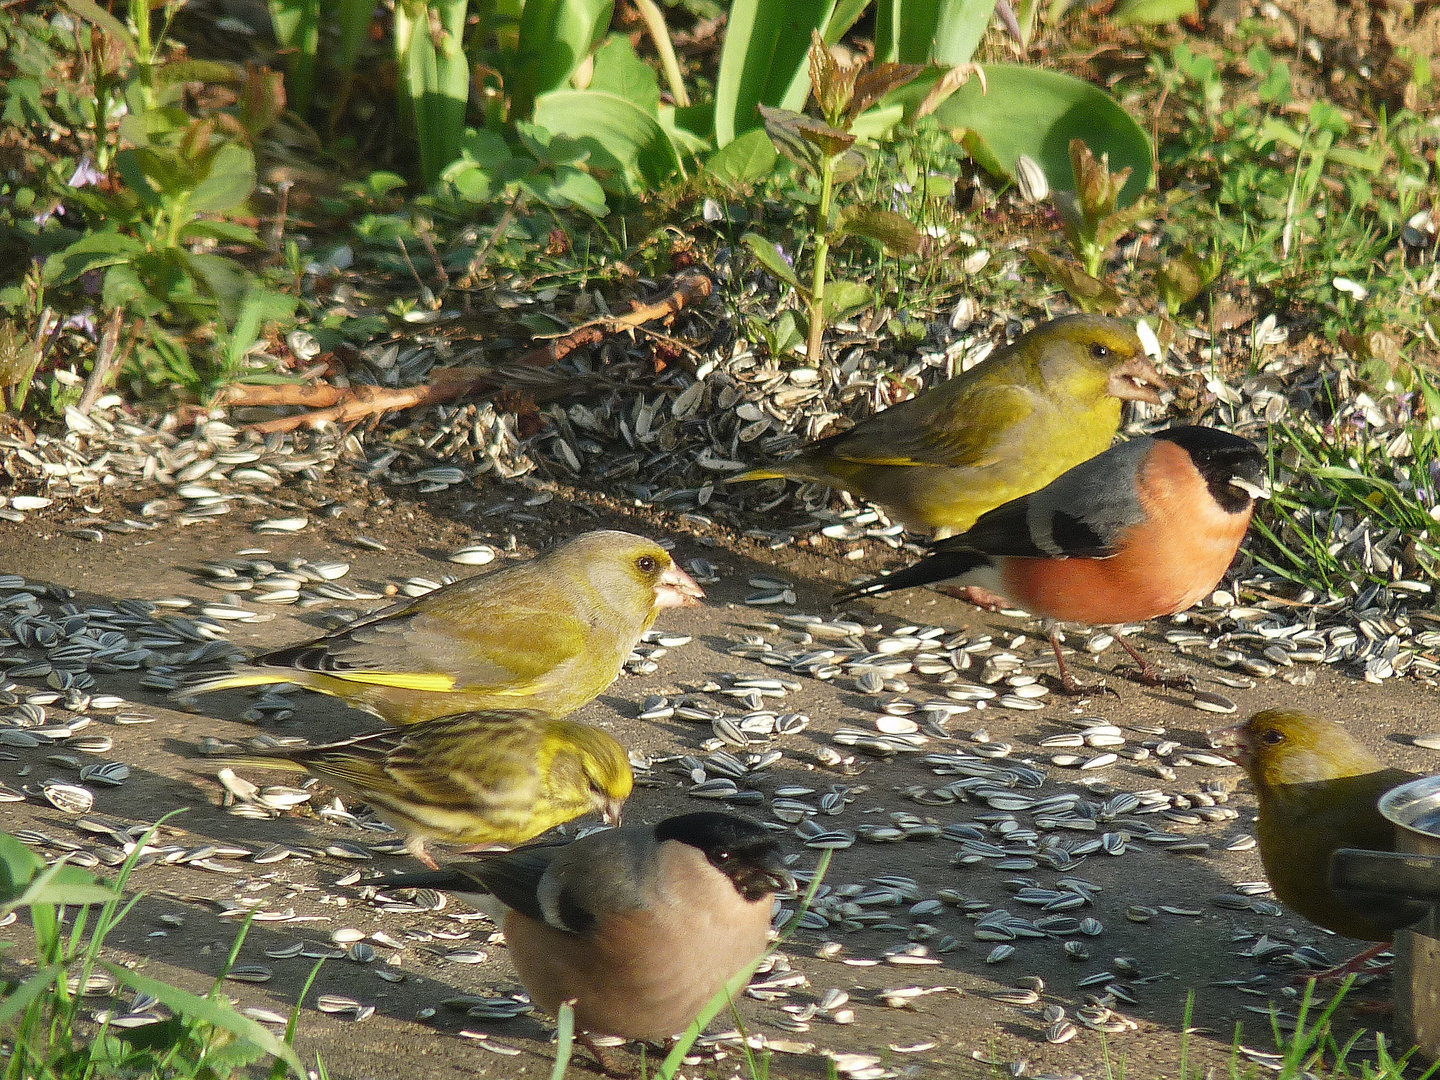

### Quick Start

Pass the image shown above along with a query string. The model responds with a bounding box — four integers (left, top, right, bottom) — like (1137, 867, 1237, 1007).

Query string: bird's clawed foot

(1293, 943, 1393, 985)
(1054, 671, 1116, 697)
(1112, 636, 1195, 690)
(578, 1034, 633, 1078)
(1115, 663, 1197, 691)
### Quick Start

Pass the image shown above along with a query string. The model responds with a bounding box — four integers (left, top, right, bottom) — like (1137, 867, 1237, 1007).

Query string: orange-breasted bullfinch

(839, 426, 1270, 690)
(373, 812, 794, 1071)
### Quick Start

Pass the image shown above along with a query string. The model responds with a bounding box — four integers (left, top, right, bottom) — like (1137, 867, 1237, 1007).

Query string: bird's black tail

(373, 870, 472, 891)
(835, 548, 991, 604)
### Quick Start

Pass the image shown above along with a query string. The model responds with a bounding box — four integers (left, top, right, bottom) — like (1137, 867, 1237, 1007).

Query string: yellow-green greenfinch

(733, 314, 1166, 537)
(1214, 709, 1419, 943)
(179, 530, 704, 724)
(215, 709, 633, 867)
(373, 812, 792, 1064)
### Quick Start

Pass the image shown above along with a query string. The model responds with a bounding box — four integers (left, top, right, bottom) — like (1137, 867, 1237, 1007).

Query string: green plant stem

(632, 0, 689, 107)
(806, 156, 837, 363)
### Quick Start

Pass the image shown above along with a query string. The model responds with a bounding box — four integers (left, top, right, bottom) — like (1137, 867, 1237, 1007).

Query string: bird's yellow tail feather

(728, 467, 787, 483)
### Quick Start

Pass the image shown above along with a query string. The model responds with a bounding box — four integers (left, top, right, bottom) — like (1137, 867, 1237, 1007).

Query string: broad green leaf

(523, 167, 609, 216)
(757, 105, 826, 175)
(180, 219, 263, 246)
(705, 128, 778, 188)
(226, 289, 299, 366)
(875, 0, 997, 64)
(837, 208, 922, 254)
(821, 280, 872, 320)
(453, 129, 516, 171)
(189, 142, 256, 214)
(181, 251, 249, 321)
(59, 0, 137, 54)
(1027, 249, 1122, 312)
(1112, 0, 1195, 24)
(267, 0, 320, 110)
(0, 832, 44, 891)
(153, 60, 244, 87)
(43, 231, 146, 286)
(714, 0, 838, 146)
(588, 35, 661, 114)
(516, 122, 592, 167)
(658, 104, 712, 156)
(396, 0, 470, 186)
(935, 64, 1152, 205)
(514, 0, 614, 114)
(741, 231, 801, 291)
(533, 90, 681, 191)
(0, 833, 116, 912)
(102, 962, 306, 1078)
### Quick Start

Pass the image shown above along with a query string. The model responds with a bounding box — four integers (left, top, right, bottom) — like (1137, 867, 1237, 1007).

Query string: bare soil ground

(1, 472, 1435, 1080)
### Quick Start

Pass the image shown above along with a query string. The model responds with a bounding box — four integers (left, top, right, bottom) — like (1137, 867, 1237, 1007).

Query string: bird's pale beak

(601, 795, 626, 827)
(655, 564, 705, 609)
(1209, 724, 1250, 767)
(1230, 475, 1272, 500)
(1107, 355, 1167, 405)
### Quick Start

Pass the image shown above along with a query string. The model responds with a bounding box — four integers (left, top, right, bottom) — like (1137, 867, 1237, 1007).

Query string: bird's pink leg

(1294, 942, 1393, 984)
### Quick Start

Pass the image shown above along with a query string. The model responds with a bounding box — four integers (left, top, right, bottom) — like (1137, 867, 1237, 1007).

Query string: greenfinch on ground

(179, 530, 704, 724)
(733, 314, 1167, 537)
(1214, 709, 1419, 943)
(215, 709, 633, 867)
(373, 812, 792, 1069)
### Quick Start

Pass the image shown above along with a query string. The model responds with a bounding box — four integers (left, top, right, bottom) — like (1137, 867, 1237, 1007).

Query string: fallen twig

(220, 273, 713, 434)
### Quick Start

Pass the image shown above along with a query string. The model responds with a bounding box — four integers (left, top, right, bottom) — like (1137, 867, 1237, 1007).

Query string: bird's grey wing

(464, 846, 564, 924)
(950, 437, 1154, 560)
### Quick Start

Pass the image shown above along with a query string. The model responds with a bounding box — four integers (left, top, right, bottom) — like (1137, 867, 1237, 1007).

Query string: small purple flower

(68, 156, 103, 189)
(774, 243, 793, 269)
(62, 311, 97, 338)
(33, 203, 63, 227)
(891, 180, 912, 214)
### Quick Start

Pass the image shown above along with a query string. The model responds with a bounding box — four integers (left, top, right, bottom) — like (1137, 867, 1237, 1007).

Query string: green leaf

(523, 167, 609, 216)
(1027, 249, 1122, 312)
(705, 128, 779, 189)
(875, 0, 997, 64)
(180, 220, 262, 246)
(741, 231, 801, 291)
(224, 289, 299, 368)
(58, 0, 137, 54)
(0, 832, 117, 912)
(102, 962, 306, 1078)
(837, 208, 922, 254)
(1112, 0, 1195, 25)
(821, 280, 873, 320)
(0, 965, 63, 1029)
(189, 142, 257, 214)
(533, 90, 681, 191)
(588, 35, 661, 114)
(760, 105, 829, 175)
(42, 231, 146, 286)
(934, 64, 1152, 205)
(153, 59, 244, 86)
(514, 0, 614, 114)
(714, 0, 839, 145)
(0, 831, 44, 891)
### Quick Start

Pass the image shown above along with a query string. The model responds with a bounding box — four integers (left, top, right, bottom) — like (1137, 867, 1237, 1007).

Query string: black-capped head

(1155, 426, 1270, 514)
(656, 812, 794, 901)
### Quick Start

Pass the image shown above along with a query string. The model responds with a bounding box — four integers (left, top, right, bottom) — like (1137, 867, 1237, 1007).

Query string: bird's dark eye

(1261, 728, 1285, 745)
(1090, 343, 1110, 360)
(636, 555, 657, 574)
